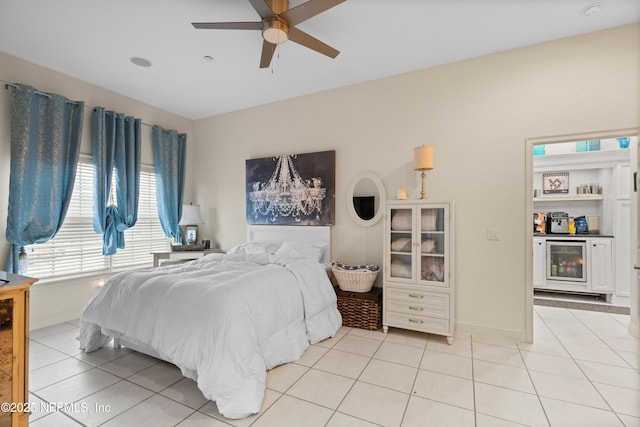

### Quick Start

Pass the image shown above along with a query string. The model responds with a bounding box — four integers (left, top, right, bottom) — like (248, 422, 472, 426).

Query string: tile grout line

(322, 328, 383, 427)
(31, 346, 195, 426)
(397, 330, 430, 427)
(514, 322, 553, 427)
(257, 329, 345, 427)
(471, 335, 532, 426)
(567, 308, 638, 371)
(470, 335, 477, 427)
(31, 311, 637, 427)
(565, 309, 634, 425)
(535, 307, 626, 424)
(260, 327, 385, 427)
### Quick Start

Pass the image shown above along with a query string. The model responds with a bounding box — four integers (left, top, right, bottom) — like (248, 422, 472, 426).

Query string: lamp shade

(178, 204, 204, 225)
(414, 146, 434, 171)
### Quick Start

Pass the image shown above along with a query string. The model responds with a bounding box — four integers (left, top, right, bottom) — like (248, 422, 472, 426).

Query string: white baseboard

(455, 321, 528, 343)
(30, 308, 82, 331)
(29, 274, 108, 331)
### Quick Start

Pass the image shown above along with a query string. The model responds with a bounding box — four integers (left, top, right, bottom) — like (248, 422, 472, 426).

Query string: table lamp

(414, 146, 434, 200)
(178, 204, 204, 245)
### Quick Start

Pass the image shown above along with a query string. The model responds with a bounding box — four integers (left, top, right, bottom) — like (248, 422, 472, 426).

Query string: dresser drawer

(385, 287, 449, 319)
(386, 299, 448, 319)
(385, 311, 449, 334)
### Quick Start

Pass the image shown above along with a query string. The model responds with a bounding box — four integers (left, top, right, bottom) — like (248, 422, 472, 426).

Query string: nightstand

(152, 248, 224, 267)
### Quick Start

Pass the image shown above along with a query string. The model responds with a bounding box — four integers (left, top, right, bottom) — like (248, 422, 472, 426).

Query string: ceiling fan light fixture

(262, 19, 288, 44)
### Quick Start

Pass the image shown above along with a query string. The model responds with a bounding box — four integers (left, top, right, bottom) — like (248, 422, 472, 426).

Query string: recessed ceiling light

(583, 3, 603, 16)
(130, 57, 152, 67)
(203, 55, 214, 62)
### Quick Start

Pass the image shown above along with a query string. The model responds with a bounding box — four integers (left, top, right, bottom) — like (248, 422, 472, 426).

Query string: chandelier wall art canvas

(246, 150, 335, 225)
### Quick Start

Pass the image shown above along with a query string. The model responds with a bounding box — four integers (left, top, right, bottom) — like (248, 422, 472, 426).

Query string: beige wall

(193, 24, 640, 339)
(0, 24, 638, 334)
(0, 52, 195, 329)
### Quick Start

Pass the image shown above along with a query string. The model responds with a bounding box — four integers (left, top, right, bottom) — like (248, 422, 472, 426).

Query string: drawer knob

(409, 318, 424, 324)
(408, 294, 424, 299)
(409, 306, 424, 311)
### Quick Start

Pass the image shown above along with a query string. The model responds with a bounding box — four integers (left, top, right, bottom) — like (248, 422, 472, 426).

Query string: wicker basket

(331, 266, 379, 293)
(334, 286, 382, 330)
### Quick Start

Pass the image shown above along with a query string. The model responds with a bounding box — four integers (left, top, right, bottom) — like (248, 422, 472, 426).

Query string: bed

(78, 225, 341, 419)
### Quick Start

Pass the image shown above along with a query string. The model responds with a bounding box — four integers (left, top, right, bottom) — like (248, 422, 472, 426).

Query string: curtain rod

(4, 82, 81, 106)
(3, 81, 155, 128)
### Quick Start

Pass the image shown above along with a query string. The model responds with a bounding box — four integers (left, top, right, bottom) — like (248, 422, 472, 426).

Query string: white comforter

(78, 253, 341, 419)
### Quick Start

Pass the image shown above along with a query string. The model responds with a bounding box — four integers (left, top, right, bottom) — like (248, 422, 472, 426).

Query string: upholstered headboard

(246, 225, 331, 264)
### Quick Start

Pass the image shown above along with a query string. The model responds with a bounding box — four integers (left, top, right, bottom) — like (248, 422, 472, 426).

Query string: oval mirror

(346, 171, 386, 227)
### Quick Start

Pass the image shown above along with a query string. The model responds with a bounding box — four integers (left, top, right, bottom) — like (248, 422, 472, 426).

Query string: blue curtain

(5, 84, 84, 273)
(152, 126, 186, 243)
(92, 107, 141, 255)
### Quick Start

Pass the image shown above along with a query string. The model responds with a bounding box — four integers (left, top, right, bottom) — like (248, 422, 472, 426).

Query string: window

(25, 156, 170, 280)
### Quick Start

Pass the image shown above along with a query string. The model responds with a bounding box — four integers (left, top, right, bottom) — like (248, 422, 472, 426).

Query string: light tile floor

(28, 306, 639, 426)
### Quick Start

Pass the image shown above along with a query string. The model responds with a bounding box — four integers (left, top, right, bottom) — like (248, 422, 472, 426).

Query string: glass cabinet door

(388, 208, 415, 281)
(418, 206, 447, 286)
(0, 298, 12, 427)
(546, 241, 587, 282)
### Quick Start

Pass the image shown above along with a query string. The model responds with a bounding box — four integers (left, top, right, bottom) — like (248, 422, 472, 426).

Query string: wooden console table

(0, 272, 37, 427)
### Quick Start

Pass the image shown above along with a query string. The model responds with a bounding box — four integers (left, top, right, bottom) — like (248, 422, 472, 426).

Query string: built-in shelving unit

(533, 143, 633, 301)
(533, 194, 604, 202)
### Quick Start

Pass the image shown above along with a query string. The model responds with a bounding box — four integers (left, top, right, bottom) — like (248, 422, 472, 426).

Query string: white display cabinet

(383, 201, 455, 343)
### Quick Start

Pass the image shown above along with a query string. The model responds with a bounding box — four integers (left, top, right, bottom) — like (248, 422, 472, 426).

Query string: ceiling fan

(192, 0, 345, 68)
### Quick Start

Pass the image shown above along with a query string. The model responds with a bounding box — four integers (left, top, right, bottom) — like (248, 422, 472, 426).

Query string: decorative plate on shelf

(543, 172, 569, 194)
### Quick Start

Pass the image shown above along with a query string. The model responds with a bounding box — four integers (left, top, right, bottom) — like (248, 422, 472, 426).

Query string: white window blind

(25, 157, 170, 280)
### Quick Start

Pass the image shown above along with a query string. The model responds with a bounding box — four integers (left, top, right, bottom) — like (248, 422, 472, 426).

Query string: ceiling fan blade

(287, 27, 339, 58)
(280, 0, 345, 26)
(249, 0, 276, 19)
(260, 40, 277, 68)
(192, 22, 262, 30)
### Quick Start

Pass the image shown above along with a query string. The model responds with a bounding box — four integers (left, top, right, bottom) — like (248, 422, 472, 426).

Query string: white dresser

(383, 201, 455, 344)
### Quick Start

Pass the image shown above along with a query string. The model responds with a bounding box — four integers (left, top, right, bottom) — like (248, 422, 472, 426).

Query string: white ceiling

(1, 0, 638, 120)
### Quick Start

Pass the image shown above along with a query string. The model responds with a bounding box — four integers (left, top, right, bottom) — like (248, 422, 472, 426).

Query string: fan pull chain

(271, 45, 280, 75)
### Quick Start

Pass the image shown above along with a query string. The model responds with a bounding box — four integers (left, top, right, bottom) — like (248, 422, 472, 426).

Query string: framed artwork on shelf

(543, 172, 569, 194)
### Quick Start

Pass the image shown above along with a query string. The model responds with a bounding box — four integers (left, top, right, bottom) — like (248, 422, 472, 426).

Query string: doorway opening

(525, 129, 639, 342)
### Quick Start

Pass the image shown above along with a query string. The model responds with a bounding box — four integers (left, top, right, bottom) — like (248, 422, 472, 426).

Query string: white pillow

(390, 259, 412, 278)
(274, 241, 325, 262)
(421, 210, 438, 231)
(228, 241, 281, 255)
(421, 239, 435, 253)
(391, 237, 411, 252)
(391, 211, 411, 230)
